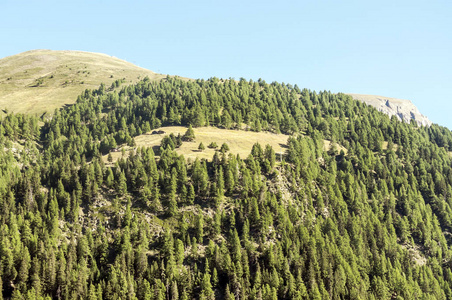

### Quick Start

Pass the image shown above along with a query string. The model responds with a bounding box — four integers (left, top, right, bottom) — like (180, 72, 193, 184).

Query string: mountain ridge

(0, 50, 433, 128)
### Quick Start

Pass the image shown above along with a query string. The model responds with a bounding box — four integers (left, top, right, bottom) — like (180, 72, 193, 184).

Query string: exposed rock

(348, 94, 432, 127)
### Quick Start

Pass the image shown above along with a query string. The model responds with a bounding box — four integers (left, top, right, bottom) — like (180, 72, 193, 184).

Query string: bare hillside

(0, 50, 165, 115)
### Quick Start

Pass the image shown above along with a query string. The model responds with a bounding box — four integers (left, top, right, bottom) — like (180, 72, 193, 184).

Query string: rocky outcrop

(348, 94, 432, 127)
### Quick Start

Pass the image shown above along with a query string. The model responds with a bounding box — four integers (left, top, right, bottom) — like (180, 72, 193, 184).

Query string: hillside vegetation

(2, 75, 452, 299)
(0, 50, 165, 115)
(111, 126, 291, 162)
(105, 126, 345, 163)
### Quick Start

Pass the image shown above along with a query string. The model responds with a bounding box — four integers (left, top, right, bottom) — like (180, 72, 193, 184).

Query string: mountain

(348, 93, 432, 126)
(0, 49, 165, 115)
(0, 50, 434, 129)
(2, 53, 452, 299)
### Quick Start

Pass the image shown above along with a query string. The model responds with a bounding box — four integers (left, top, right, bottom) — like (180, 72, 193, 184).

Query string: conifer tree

(220, 143, 230, 153)
(183, 125, 195, 142)
(187, 183, 195, 205)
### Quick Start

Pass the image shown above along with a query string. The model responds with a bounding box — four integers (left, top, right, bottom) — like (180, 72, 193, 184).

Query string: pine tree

(187, 183, 195, 205)
(117, 170, 128, 195)
(171, 281, 179, 300)
(89, 283, 98, 300)
(175, 239, 185, 266)
(183, 125, 195, 142)
(220, 143, 230, 153)
(200, 273, 214, 300)
(168, 168, 178, 216)
(197, 213, 204, 244)
(225, 284, 234, 300)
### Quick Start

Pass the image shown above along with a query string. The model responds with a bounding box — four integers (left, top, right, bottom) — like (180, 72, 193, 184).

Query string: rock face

(348, 94, 432, 127)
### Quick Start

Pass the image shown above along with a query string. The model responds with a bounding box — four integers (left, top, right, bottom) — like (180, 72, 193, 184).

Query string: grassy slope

(0, 50, 348, 161)
(0, 49, 165, 115)
(104, 126, 347, 163)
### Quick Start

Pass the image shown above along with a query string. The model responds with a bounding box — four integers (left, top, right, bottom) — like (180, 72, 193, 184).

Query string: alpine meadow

(3, 51, 452, 300)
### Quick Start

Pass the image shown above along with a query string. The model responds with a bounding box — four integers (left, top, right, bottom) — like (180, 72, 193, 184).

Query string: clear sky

(1, 0, 451, 128)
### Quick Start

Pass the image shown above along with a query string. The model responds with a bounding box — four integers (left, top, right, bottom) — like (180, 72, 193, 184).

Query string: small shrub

(208, 142, 218, 149)
(220, 143, 230, 153)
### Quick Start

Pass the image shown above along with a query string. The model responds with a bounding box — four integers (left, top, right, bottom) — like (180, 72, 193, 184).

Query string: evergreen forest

(2, 76, 452, 299)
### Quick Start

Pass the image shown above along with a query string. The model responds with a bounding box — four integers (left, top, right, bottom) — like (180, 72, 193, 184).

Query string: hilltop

(0, 50, 165, 115)
(0, 50, 434, 129)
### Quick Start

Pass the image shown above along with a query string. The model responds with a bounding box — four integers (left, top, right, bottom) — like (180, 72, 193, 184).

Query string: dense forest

(2, 76, 452, 299)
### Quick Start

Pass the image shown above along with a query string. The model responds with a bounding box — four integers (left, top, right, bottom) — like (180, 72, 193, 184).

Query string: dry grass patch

(103, 126, 348, 164)
(0, 50, 167, 115)
(382, 141, 399, 151)
(102, 126, 291, 163)
(136, 126, 291, 161)
(323, 140, 348, 155)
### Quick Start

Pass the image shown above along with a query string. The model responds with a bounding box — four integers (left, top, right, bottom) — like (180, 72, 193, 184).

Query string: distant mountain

(0, 50, 165, 115)
(348, 93, 432, 126)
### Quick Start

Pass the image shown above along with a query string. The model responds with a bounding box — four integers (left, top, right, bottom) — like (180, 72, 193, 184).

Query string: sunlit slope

(0, 49, 165, 115)
(103, 126, 347, 163)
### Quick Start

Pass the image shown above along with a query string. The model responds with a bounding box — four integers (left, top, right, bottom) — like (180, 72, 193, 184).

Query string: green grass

(0, 49, 167, 115)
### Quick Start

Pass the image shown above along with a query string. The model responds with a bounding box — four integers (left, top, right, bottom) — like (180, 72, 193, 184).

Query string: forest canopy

(1, 76, 452, 299)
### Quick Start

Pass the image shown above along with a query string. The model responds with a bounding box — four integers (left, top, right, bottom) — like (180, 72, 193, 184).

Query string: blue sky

(1, 0, 451, 128)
